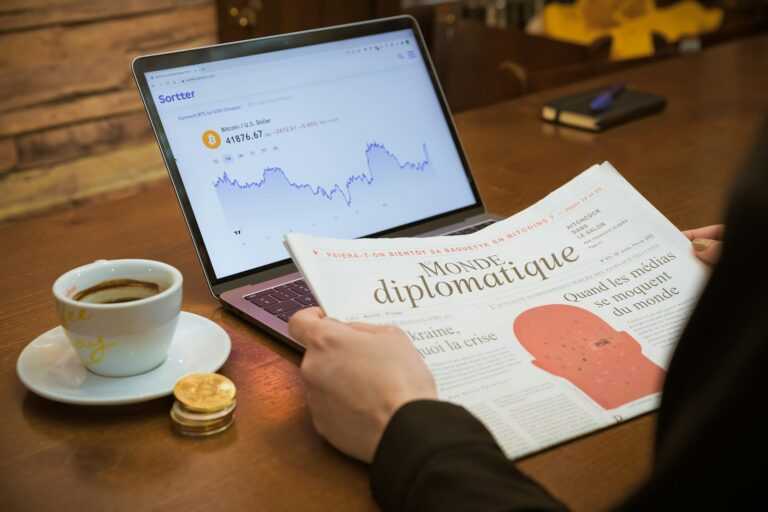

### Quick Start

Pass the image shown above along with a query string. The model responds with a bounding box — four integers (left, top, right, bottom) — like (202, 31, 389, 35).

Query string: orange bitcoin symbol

(202, 130, 222, 149)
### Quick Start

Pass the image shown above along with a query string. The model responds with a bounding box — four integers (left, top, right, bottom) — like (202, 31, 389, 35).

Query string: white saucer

(17, 311, 231, 406)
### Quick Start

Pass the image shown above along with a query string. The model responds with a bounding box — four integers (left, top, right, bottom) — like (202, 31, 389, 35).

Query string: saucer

(17, 311, 231, 405)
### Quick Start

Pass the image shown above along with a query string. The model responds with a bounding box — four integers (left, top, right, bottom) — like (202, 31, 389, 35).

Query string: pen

(590, 84, 626, 113)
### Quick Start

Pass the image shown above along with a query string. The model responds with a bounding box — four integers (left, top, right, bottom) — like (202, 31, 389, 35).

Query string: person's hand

(683, 224, 724, 266)
(288, 307, 437, 463)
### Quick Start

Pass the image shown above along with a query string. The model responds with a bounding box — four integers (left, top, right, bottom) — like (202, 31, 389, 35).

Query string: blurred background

(0, 0, 766, 223)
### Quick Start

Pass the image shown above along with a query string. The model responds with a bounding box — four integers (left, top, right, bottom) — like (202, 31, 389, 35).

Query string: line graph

(212, 141, 472, 264)
(213, 142, 430, 207)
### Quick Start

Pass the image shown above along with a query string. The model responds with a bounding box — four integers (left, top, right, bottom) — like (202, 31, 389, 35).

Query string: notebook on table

(542, 87, 666, 132)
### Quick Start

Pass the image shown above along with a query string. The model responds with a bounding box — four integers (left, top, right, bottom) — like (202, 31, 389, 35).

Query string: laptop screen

(145, 28, 478, 280)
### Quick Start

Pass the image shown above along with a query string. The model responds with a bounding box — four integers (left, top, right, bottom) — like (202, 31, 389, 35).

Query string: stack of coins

(171, 373, 236, 437)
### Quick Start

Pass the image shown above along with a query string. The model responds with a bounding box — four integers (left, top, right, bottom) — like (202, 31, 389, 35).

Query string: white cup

(52, 259, 183, 377)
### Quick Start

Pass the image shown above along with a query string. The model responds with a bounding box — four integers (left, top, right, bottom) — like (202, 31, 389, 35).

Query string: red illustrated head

(513, 304, 665, 410)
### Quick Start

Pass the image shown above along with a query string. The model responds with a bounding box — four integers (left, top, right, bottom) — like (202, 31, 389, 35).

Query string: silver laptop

(132, 16, 497, 350)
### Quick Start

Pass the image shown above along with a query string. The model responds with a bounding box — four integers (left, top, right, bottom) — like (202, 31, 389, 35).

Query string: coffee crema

(73, 279, 161, 304)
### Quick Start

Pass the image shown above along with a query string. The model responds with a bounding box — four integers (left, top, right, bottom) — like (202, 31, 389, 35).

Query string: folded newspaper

(284, 162, 708, 459)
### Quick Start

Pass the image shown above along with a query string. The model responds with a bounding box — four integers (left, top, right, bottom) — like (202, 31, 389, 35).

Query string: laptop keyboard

(245, 279, 318, 323)
(244, 219, 496, 322)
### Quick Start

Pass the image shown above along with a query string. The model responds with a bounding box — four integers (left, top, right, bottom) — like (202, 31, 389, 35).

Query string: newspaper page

(284, 162, 708, 459)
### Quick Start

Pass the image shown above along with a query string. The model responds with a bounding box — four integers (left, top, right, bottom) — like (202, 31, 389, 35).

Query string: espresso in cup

(53, 260, 183, 377)
(74, 279, 161, 304)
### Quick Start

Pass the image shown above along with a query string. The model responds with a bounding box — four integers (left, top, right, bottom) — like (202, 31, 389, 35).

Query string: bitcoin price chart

(214, 142, 435, 241)
(148, 29, 477, 278)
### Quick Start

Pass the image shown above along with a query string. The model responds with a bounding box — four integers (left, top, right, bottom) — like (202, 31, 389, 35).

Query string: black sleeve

(615, 120, 768, 510)
(371, 400, 568, 512)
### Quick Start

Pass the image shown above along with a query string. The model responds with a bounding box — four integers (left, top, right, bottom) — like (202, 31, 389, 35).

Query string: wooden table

(2, 34, 766, 511)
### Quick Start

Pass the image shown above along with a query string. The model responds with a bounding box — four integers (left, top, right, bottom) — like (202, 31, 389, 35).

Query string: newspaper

(284, 162, 708, 459)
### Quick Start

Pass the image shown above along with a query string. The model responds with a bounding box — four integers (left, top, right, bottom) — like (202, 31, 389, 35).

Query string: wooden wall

(217, 0, 400, 42)
(0, 0, 217, 221)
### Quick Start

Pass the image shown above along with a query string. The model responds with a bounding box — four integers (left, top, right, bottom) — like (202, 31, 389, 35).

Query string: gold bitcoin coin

(173, 373, 236, 413)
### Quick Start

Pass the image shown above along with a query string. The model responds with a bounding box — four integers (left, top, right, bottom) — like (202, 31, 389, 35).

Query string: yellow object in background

(542, 0, 723, 60)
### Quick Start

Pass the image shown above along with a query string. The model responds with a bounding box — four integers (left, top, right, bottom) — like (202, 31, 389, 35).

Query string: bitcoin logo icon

(202, 129, 222, 149)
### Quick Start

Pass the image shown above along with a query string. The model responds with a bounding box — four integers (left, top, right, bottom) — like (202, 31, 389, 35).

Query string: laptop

(132, 16, 498, 350)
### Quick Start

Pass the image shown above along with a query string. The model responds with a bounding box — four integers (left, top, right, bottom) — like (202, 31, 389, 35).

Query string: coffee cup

(52, 259, 183, 377)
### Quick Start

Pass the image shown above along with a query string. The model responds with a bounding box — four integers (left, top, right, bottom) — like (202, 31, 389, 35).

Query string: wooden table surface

(2, 34, 766, 512)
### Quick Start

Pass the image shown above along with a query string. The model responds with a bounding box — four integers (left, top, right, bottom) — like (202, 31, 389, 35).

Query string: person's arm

(288, 309, 566, 512)
(372, 400, 567, 512)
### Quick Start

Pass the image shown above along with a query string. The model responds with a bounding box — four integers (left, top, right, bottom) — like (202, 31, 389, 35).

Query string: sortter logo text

(158, 91, 195, 104)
